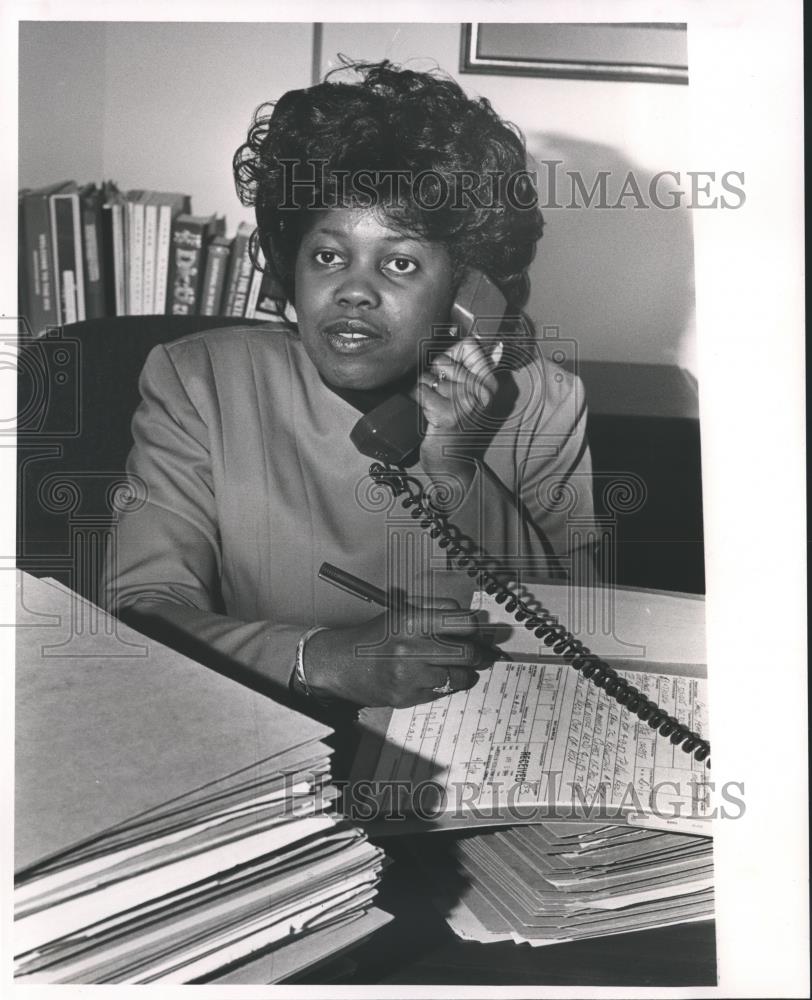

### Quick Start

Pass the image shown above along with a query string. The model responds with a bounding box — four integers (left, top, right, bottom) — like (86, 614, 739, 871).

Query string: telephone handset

(349, 272, 711, 769)
(349, 270, 507, 465)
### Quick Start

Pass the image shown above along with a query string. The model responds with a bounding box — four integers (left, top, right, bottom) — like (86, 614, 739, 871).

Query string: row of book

(18, 181, 286, 335)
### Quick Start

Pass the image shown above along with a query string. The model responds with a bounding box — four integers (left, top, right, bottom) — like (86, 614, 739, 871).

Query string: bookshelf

(18, 182, 285, 335)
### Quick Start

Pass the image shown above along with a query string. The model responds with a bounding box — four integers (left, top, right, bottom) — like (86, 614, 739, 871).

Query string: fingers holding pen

(398, 603, 504, 661)
(388, 606, 500, 665)
(303, 603, 499, 708)
(391, 602, 479, 639)
(311, 567, 501, 708)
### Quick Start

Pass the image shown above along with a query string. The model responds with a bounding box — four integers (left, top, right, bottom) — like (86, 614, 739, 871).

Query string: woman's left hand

(416, 336, 498, 487)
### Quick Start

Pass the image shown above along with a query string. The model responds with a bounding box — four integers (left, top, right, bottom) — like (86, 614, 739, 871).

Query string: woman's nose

(334, 269, 381, 309)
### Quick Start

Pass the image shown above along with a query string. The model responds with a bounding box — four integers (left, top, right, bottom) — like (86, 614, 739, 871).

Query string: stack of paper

(430, 820, 713, 945)
(14, 572, 389, 984)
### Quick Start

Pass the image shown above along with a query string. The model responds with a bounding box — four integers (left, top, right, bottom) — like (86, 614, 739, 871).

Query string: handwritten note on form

(370, 659, 709, 821)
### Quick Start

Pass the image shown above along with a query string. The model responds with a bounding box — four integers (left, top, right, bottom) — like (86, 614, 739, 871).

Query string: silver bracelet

(293, 625, 329, 699)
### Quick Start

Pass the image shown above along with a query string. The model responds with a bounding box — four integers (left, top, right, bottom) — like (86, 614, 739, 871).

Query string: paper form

(372, 660, 710, 826)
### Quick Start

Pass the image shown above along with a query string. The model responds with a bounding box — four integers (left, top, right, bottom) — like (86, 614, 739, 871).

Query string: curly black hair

(233, 59, 544, 311)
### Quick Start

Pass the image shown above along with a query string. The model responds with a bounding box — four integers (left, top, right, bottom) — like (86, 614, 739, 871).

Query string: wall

(320, 23, 697, 371)
(19, 21, 106, 188)
(100, 22, 313, 225)
(19, 21, 314, 227)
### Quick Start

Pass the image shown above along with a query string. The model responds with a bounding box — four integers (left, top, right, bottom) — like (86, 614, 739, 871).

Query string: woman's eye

(383, 257, 418, 275)
(314, 250, 343, 266)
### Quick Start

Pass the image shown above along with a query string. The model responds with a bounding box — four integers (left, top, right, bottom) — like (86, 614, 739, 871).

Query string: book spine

(121, 200, 130, 315)
(199, 243, 230, 316)
(109, 204, 126, 316)
(222, 230, 249, 316)
(99, 200, 116, 316)
(21, 192, 58, 334)
(142, 203, 158, 314)
(168, 223, 206, 315)
(81, 191, 106, 320)
(50, 195, 82, 326)
(127, 200, 144, 315)
(153, 205, 173, 314)
(125, 201, 133, 314)
(70, 194, 85, 322)
(226, 238, 254, 317)
(62, 270, 77, 325)
(243, 267, 263, 319)
(48, 196, 62, 326)
(18, 193, 27, 324)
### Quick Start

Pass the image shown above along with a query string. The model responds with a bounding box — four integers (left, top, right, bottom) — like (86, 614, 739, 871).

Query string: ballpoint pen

(317, 561, 508, 659)
(318, 563, 390, 607)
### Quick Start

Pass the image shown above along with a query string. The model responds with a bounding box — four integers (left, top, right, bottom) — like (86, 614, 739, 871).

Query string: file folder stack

(14, 573, 389, 983)
(433, 821, 714, 945)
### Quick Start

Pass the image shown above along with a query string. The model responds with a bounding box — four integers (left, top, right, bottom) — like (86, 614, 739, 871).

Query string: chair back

(17, 317, 261, 602)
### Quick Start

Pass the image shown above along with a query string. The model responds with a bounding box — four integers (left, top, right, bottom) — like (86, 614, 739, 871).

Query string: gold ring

(432, 672, 454, 696)
(430, 378, 440, 391)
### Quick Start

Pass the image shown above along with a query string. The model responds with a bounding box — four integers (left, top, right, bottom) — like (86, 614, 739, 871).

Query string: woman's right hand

(302, 598, 496, 708)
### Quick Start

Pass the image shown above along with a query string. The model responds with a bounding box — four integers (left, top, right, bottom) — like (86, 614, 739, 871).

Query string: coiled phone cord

(369, 461, 711, 769)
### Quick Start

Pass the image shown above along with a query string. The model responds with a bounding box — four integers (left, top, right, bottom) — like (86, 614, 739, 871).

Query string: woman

(105, 61, 594, 712)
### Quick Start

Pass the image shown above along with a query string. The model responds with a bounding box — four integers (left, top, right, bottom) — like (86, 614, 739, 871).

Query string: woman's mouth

(321, 319, 383, 354)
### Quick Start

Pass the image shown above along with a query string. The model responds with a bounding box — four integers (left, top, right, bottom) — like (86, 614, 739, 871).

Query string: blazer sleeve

(103, 343, 304, 701)
(440, 365, 595, 579)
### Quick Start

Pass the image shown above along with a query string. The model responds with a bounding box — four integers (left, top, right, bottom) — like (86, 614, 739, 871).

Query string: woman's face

(293, 207, 455, 390)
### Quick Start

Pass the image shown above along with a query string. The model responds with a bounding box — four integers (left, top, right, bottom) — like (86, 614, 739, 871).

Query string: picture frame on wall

(460, 22, 688, 85)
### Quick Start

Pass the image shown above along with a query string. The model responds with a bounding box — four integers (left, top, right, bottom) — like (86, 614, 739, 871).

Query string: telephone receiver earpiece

(448, 270, 508, 340)
(349, 270, 508, 464)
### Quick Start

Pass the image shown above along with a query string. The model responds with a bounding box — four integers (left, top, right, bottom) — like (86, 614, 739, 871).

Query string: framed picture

(460, 22, 688, 85)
